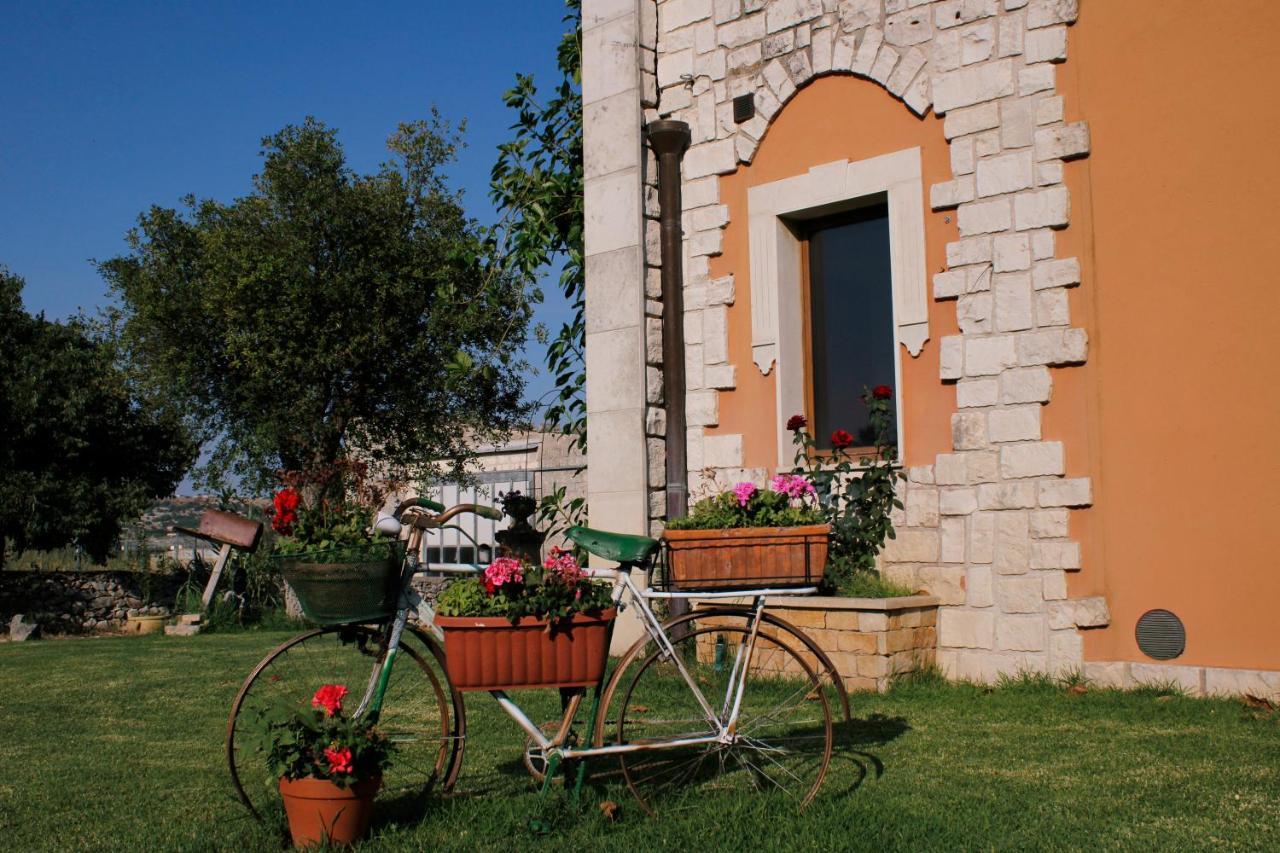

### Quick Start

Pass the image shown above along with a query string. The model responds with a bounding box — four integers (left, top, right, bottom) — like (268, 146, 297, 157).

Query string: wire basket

(275, 541, 405, 625)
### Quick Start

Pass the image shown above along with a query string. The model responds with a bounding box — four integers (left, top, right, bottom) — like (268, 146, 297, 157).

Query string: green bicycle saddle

(566, 525, 660, 565)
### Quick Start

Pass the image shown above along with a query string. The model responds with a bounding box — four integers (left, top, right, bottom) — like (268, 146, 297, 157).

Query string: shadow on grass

(821, 712, 911, 799)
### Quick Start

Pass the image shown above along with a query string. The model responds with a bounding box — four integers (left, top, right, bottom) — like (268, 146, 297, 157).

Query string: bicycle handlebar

(376, 498, 503, 538)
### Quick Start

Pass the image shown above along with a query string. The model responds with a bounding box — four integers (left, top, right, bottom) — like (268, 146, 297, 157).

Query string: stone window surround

(746, 147, 928, 469)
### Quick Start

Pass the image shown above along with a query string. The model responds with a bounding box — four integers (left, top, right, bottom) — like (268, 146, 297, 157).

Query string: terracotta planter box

(435, 609, 615, 692)
(662, 525, 830, 590)
(693, 595, 939, 693)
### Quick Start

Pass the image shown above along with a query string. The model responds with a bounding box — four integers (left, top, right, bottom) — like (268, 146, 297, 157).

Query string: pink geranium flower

(733, 481, 758, 507)
(769, 474, 816, 500)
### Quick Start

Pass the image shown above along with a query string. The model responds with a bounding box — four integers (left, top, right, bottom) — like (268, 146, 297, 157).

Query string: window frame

(746, 149, 927, 469)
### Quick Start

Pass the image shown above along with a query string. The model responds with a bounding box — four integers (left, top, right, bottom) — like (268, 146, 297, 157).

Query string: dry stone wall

(630, 0, 1105, 681)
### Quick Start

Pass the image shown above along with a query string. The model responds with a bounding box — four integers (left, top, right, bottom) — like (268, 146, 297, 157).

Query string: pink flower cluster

(543, 547, 583, 584)
(483, 556, 524, 595)
(769, 473, 815, 500)
(733, 481, 758, 507)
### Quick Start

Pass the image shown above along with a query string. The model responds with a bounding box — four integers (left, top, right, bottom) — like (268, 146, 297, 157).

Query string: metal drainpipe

(646, 119, 692, 524)
(647, 119, 692, 629)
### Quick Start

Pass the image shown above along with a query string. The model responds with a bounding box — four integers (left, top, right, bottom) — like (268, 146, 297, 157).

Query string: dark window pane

(808, 202, 896, 449)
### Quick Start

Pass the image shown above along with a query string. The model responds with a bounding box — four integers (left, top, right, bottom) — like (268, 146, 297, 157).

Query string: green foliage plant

(787, 386, 906, 593)
(435, 549, 612, 624)
(664, 485, 825, 531)
(0, 268, 195, 567)
(100, 115, 531, 497)
(269, 461, 394, 563)
(246, 683, 393, 786)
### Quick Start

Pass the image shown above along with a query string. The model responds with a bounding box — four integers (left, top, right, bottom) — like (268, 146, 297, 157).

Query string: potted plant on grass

(434, 549, 615, 691)
(271, 462, 404, 625)
(247, 683, 394, 848)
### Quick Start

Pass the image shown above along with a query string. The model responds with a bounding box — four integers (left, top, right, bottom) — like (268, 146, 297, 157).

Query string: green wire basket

(275, 541, 406, 625)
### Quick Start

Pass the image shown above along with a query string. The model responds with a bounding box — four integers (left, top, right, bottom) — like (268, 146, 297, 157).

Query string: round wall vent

(1135, 609, 1186, 660)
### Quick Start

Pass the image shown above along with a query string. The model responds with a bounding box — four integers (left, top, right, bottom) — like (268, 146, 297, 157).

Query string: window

(803, 201, 897, 450)
(746, 149, 926, 467)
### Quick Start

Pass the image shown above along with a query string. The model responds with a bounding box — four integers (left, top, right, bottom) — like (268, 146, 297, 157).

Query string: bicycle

(227, 498, 850, 820)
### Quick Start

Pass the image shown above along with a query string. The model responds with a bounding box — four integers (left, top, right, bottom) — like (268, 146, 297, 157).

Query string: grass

(2, 632, 1278, 851)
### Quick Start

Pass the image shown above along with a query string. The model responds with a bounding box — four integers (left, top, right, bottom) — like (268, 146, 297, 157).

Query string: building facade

(582, 0, 1280, 694)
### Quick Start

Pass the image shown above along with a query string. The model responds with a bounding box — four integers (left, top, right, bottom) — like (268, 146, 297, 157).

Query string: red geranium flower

(311, 684, 349, 717)
(872, 385, 893, 400)
(785, 414, 807, 431)
(271, 488, 302, 535)
(831, 429, 855, 449)
(324, 746, 353, 775)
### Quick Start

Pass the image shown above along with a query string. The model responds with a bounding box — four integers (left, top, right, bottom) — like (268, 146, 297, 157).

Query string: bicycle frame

(357, 522, 820, 768)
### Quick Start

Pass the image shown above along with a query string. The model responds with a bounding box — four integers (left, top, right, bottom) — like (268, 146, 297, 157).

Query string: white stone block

(1030, 541, 1080, 570)
(881, 529, 941, 563)
(969, 511, 995, 563)
(705, 364, 736, 389)
(997, 10, 1025, 57)
(1070, 596, 1109, 628)
(936, 453, 967, 485)
(885, 6, 932, 46)
(1083, 661, 1129, 689)
(585, 171, 641, 257)
(683, 139, 737, 178)
(685, 389, 719, 426)
(960, 21, 995, 64)
(939, 609, 995, 649)
(957, 292, 993, 334)
(887, 46, 928, 96)
(1000, 366, 1052, 404)
(1130, 662, 1201, 694)
(1029, 508, 1068, 538)
(940, 335, 965, 380)
(1041, 570, 1067, 600)
(1036, 288, 1070, 327)
(993, 234, 1031, 272)
(1031, 228, 1055, 259)
(996, 615, 1044, 651)
(994, 272, 1033, 332)
(978, 482, 1036, 510)
(702, 304, 728, 363)
(762, 59, 797, 103)
(966, 565, 994, 606)
(950, 135, 976, 174)
(965, 450, 999, 484)
(1018, 62, 1056, 96)
(919, 565, 966, 605)
(956, 378, 999, 408)
(1013, 186, 1069, 230)
(1026, 0, 1078, 28)
(1035, 121, 1090, 161)
(908, 464, 936, 485)
(939, 488, 978, 516)
(585, 246, 643, 334)
(931, 175, 976, 210)
(1016, 327, 1087, 366)
(1036, 160, 1064, 187)
(933, 269, 968, 299)
(831, 33, 857, 70)
(906, 488, 941, 527)
(1048, 629, 1083, 674)
(766, 0, 823, 32)
(964, 335, 1018, 376)
(946, 236, 993, 266)
(996, 576, 1042, 613)
(713, 0, 742, 25)
(657, 49, 694, 89)
(726, 42, 764, 73)
(661, 0, 713, 31)
(1035, 95, 1064, 125)
(976, 150, 1034, 198)
(931, 58, 1014, 113)
(951, 411, 988, 450)
(941, 517, 966, 563)
(933, 0, 999, 30)
(811, 25, 835, 73)
(1204, 667, 1280, 702)
(1024, 24, 1067, 63)
(716, 11, 766, 47)
(1000, 441, 1064, 478)
(974, 128, 1001, 157)
(993, 510, 1031, 574)
(869, 45, 901, 85)
(851, 26, 885, 75)
(988, 406, 1041, 443)
(1038, 477, 1092, 507)
(943, 101, 1000, 140)
(702, 433, 743, 467)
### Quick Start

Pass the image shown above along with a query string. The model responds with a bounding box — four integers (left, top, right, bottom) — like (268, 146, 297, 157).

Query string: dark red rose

(831, 429, 854, 449)
(786, 414, 807, 431)
(873, 385, 893, 400)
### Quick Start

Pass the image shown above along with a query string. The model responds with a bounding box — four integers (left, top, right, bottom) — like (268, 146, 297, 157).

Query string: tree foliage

(100, 116, 532, 495)
(0, 269, 195, 565)
(490, 0, 584, 451)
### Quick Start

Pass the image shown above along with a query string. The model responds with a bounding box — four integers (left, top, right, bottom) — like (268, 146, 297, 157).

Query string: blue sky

(0, 0, 574, 403)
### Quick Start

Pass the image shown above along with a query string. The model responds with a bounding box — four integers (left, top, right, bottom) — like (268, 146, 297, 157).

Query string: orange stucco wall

(1059, 0, 1280, 671)
(707, 0, 1280, 673)
(708, 75, 958, 471)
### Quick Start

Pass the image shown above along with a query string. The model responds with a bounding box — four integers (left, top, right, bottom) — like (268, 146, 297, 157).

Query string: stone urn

(494, 491, 545, 564)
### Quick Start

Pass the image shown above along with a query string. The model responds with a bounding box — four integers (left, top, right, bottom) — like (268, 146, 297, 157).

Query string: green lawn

(2, 631, 1277, 851)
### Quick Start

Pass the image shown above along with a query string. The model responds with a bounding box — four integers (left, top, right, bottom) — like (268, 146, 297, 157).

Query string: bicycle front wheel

(612, 624, 832, 815)
(226, 624, 461, 821)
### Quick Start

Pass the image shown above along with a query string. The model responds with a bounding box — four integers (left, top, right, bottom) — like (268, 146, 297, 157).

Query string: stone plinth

(693, 594, 940, 693)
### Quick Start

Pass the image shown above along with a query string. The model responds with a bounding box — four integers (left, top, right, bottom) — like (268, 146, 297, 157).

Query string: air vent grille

(1135, 609, 1185, 661)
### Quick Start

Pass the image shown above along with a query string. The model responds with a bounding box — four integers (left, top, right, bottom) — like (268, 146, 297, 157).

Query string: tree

(99, 116, 533, 496)
(0, 268, 195, 566)
(490, 0, 584, 452)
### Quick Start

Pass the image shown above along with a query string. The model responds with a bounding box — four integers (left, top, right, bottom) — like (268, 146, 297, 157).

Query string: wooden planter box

(662, 525, 830, 590)
(435, 609, 615, 692)
(693, 595, 939, 693)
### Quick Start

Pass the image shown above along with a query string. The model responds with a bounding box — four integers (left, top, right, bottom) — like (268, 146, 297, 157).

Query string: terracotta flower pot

(662, 525, 831, 591)
(278, 775, 380, 848)
(435, 609, 616, 691)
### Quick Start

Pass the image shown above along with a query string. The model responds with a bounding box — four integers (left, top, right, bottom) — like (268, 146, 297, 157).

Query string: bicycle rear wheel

(610, 625, 832, 815)
(226, 624, 462, 821)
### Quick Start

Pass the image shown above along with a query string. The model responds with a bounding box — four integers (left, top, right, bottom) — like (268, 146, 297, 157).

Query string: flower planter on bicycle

(228, 491, 846, 828)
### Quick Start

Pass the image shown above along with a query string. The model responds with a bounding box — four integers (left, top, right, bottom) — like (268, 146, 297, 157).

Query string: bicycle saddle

(565, 525, 660, 565)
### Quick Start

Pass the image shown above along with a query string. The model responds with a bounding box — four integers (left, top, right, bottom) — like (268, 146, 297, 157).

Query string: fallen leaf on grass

(629, 705, 650, 713)
(599, 800, 620, 822)
(1067, 684, 1088, 696)
(1243, 694, 1276, 712)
